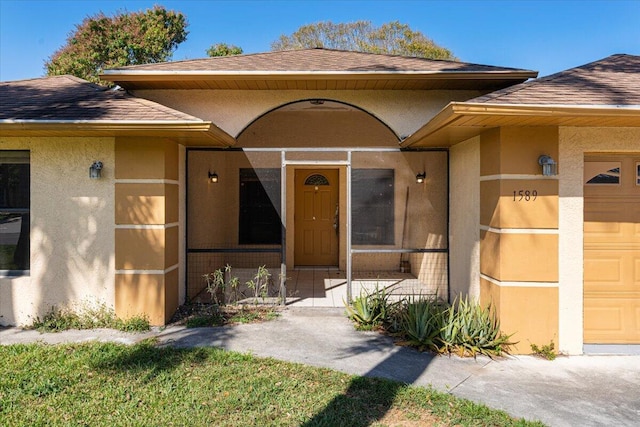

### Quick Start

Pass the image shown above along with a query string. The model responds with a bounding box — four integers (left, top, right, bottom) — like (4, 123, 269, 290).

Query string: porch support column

(280, 150, 286, 304)
(479, 127, 560, 354)
(114, 138, 181, 325)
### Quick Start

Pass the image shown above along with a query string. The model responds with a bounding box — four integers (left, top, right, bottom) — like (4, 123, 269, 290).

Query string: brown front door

(584, 155, 640, 343)
(294, 169, 339, 266)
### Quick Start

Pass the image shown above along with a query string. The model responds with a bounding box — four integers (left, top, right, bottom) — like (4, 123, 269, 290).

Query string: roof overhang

(402, 102, 640, 148)
(100, 70, 538, 91)
(0, 120, 236, 147)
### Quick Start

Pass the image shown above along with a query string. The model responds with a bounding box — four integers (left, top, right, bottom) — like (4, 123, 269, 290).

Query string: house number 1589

(513, 190, 538, 201)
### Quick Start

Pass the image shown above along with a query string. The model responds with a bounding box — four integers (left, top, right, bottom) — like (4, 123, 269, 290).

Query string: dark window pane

(586, 163, 621, 185)
(304, 174, 330, 186)
(586, 174, 620, 184)
(0, 213, 29, 270)
(352, 169, 394, 245)
(239, 168, 281, 245)
(0, 151, 30, 270)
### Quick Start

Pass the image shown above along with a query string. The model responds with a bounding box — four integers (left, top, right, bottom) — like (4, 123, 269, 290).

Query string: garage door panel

(584, 298, 640, 343)
(585, 250, 638, 292)
(584, 155, 640, 344)
(584, 306, 623, 331)
(584, 255, 621, 282)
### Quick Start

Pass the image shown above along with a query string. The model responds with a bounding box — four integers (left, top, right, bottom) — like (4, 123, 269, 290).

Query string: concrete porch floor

(284, 268, 433, 307)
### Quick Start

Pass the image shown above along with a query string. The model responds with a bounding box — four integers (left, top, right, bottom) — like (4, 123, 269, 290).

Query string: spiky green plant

(344, 285, 392, 330)
(439, 296, 514, 358)
(398, 297, 446, 351)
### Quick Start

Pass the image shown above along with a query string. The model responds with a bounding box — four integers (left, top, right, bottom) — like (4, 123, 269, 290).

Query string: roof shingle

(0, 75, 204, 121)
(103, 47, 533, 74)
(469, 54, 640, 106)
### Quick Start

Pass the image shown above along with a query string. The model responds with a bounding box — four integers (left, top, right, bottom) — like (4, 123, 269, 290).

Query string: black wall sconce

(416, 172, 426, 184)
(208, 171, 219, 183)
(89, 161, 103, 179)
(538, 155, 557, 176)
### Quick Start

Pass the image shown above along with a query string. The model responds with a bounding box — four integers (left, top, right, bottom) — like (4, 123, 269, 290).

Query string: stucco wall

(133, 89, 484, 140)
(558, 126, 640, 354)
(0, 137, 115, 326)
(449, 136, 481, 299)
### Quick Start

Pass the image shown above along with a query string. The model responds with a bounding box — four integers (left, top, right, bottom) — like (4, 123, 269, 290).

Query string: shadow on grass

(88, 320, 245, 380)
(87, 340, 212, 382)
(301, 346, 434, 427)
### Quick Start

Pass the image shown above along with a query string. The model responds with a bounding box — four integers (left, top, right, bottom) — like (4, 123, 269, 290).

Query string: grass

(0, 341, 545, 427)
(27, 304, 150, 333)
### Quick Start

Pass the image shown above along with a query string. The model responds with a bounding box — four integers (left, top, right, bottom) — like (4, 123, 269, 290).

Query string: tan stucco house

(0, 49, 638, 354)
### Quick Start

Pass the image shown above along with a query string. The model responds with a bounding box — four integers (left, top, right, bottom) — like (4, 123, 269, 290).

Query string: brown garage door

(584, 155, 640, 343)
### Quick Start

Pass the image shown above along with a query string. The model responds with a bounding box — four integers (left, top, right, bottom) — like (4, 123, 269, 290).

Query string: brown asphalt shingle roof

(0, 75, 205, 121)
(104, 48, 532, 73)
(469, 54, 640, 106)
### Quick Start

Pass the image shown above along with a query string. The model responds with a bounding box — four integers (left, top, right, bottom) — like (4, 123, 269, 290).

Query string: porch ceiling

(402, 102, 640, 147)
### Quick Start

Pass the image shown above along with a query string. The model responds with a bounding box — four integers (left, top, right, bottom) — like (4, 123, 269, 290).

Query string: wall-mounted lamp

(416, 172, 426, 184)
(89, 161, 103, 179)
(538, 155, 557, 176)
(208, 171, 219, 183)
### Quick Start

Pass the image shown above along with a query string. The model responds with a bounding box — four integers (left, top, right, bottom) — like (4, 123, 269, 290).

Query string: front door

(294, 169, 339, 266)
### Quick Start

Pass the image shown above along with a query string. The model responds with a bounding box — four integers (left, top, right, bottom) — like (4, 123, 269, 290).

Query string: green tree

(45, 6, 188, 85)
(206, 43, 243, 57)
(271, 20, 455, 60)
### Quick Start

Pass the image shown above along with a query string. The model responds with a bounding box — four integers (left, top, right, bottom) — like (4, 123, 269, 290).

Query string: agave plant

(397, 296, 446, 352)
(439, 296, 515, 358)
(344, 285, 392, 330)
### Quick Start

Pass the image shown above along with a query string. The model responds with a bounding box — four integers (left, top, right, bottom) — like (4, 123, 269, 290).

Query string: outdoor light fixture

(89, 161, 103, 179)
(538, 155, 557, 176)
(208, 171, 219, 183)
(416, 172, 426, 184)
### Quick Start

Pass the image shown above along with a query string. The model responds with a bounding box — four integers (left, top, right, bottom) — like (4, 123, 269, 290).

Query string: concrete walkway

(2, 307, 639, 427)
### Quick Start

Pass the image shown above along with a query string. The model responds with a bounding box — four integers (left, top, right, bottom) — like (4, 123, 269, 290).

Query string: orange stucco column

(113, 138, 180, 325)
(479, 127, 559, 354)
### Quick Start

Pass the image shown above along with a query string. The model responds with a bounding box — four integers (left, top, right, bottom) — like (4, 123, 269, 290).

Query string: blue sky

(1, 0, 639, 81)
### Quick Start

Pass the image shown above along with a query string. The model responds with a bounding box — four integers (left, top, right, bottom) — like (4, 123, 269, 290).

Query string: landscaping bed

(169, 303, 281, 328)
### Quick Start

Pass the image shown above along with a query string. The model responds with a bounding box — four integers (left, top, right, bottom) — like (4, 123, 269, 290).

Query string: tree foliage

(206, 43, 243, 57)
(271, 20, 455, 60)
(45, 6, 188, 84)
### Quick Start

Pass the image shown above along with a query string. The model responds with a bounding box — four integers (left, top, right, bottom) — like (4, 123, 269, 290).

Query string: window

(636, 163, 640, 185)
(304, 174, 329, 186)
(239, 168, 281, 245)
(585, 162, 621, 184)
(0, 151, 30, 271)
(351, 169, 394, 245)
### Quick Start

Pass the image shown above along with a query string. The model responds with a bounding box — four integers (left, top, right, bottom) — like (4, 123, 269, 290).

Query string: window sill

(0, 270, 30, 278)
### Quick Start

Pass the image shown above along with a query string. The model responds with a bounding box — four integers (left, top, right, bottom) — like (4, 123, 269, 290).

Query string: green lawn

(0, 341, 544, 426)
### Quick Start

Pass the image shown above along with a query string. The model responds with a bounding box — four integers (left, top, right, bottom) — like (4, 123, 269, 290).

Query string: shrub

(344, 285, 394, 330)
(345, 292, 514, 357)
(440, 296, 514, 357)
(28, 304, 150, 333)
(203, 264, 240, 305)
(398, 297, 446, 351)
